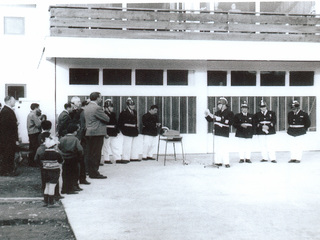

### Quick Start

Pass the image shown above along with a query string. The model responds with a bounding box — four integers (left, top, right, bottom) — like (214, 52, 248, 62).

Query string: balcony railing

(50, 5, 320, 42)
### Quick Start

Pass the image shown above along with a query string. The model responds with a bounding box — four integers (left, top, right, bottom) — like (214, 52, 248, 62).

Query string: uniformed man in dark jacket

(254, 100, 277, 163)
(205, 97, 234, 168)
(233, 101, 254, 163)
(102, 99, 121, 164)
(142, 105, 161, 160)
(287, 100, 311, 163)
(118, 98, 140, 163)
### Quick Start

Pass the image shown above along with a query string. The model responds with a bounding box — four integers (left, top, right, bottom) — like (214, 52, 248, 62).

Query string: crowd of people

(0, 92, 161, 208)
(205, 97, 311, 168)
(0, 93, 311, 207)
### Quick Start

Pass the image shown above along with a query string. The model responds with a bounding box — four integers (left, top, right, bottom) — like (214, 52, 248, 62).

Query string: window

(231, 71, 256, 86)
(207, 71, 227, 86)
(260, 71, 285, 86)
(6, 84, 26, 100)
(260, 2, 314, 14)
(4, 17, 25, 35)
(69, 68, 99, 85)
(136, 70, 163, 85)
(103, 69, 131, 85)
(290, 71, 314, 86)
(167, 70, 188, 85)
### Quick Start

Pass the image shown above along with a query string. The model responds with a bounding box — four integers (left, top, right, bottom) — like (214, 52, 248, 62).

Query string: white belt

(260, 121, 271, 124)
(124, 123, 136, 127)
(214, 122, 230, 128)
(106, 125, 116, 128)
(242, 123, 252, 127)
(289, 125, 304, 128)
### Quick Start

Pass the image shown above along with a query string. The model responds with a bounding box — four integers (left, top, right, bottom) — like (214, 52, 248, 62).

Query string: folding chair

(156, 127, 185, 166)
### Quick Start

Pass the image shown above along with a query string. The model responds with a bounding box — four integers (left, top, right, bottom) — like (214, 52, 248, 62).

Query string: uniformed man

(101, 99, 121, 164)
(205, 97, 234, 168)
(233, 101, 254, 163)
(287, 100, 311, 163)
(118, 97, 140, 163)
(254, 100, 277, 163)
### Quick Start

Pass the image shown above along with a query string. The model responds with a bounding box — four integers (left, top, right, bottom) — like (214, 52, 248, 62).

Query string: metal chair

(157, 127, 185, 166)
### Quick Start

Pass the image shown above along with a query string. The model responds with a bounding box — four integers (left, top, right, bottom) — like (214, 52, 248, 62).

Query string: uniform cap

(291, 100, 300, 108)
(126, 97, 135, 106)
(241, 101, 248, 108)
(217, 97, 228, 105)
(104, 99, 113, 108)
(259, 100, 267, 107)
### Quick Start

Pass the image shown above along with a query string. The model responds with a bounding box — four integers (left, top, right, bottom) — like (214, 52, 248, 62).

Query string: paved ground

(62, 151, 320, 240)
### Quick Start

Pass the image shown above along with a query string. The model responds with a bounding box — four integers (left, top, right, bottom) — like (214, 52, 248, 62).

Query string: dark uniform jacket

(233, 112, 254, 138)
(57, 110, 71, 137)
(118, 108, 139, 137)
(141, 112, 159, 136)
(105, 111, 119, 137)
(205, 108, 234, 138)
(287, 110, 311, 137)
(254, 110, 276, 135)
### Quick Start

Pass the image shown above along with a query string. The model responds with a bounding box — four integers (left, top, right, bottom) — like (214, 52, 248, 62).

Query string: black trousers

(28, 133, 40, 166)
(62, 158, 79, 193)
(0, 140, 16, 175)
(87, 136, 104, 177)
(80, 136, 89, 180)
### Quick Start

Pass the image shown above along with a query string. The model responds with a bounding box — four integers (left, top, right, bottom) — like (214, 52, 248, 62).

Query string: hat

(259, 100, 267, 107)
(217, 97, 228, 105)
(104, 99, 113, 108)
(44, 137, 59, 149)
(291, 100, 300, 108)
(241, 101, 248, 108)
(126, 97, 135, 106)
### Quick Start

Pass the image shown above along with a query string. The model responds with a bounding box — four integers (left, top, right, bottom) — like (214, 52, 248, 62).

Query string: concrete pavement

(62, 152, 320, 240)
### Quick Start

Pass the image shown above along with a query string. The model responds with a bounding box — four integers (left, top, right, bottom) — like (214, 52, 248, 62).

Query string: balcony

(50, 5, 320, 42)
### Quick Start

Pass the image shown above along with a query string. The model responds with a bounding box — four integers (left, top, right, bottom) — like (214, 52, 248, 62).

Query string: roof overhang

(45, 37, 320, 62)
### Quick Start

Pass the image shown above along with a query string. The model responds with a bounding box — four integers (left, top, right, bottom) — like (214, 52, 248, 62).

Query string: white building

(1, 1, 320, 155)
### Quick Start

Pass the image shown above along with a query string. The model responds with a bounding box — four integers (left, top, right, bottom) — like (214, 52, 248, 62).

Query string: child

(59, 123, 83, 194)
(39, 137, 63, 208)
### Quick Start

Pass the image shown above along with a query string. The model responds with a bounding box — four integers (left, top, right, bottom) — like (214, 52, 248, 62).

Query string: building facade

(1, 1, 320, 154)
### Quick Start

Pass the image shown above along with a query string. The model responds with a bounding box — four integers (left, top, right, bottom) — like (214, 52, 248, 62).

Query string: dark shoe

(225, 164, 231, 168)
(147, 157, 156, 160)
(288, 159, 296, 163)
(90, 175, 107, 179)
(116, 160, 129, 164)
(104, 161, 113, 164)
(245, 159, 252, 163)
(99, 163, 104, 166)
(261, 159, 268, 162)
(74, 186, 83, 191)
(66, 191, 79, 194)
(295, 160, 301, 163)
(142, 158, 148, 161)
(80, 180, 91, 185)
(271, 160, 277, 163)
(130, 159, 141, 162)
(215, 163, 223, 167)
(43, 195, 49, 207)
(55, 195, 64, 200)
(239, 159, 244, 163)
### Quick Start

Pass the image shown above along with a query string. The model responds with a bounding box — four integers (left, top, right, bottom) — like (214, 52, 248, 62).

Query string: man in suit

(84, 92, 109, 179)
(27, 103, 43, 167)
(57, 103, 72, 138)
(254, 100, 277, 163)
(0, 96, 19, 176)
(118, 98, 140, 163)
(287, 100, 311, 163)
(141, 105, 161, 160)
